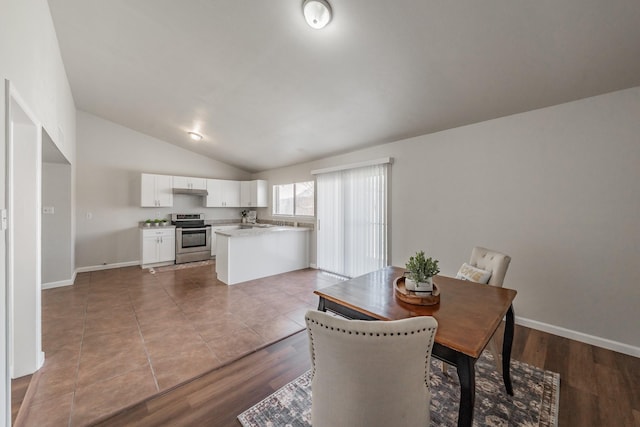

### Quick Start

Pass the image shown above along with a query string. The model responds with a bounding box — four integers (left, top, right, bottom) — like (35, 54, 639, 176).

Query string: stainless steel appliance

(171, 213, 212, 264)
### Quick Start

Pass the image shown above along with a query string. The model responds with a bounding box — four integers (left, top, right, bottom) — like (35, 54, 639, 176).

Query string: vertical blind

(316, 162, 389, 278)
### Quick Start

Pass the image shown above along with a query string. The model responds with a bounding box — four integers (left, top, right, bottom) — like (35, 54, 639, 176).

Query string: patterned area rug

(238, 351, 559, 427)
(148, 259, 214, 273)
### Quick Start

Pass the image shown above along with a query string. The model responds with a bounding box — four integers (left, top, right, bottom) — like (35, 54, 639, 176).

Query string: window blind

(316, 162, 389, 278)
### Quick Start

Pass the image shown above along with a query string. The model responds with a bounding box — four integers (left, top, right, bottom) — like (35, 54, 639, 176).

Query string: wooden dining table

(314, 266, 517, 427)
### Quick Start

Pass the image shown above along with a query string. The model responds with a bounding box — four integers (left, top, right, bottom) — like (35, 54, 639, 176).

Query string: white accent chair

(466, 246, 511, 373)
(305, 310, 438, 427)
(469, 246, 511, 288)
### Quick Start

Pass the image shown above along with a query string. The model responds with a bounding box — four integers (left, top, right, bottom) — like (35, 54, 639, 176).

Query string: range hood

(172, 188, 208, 196)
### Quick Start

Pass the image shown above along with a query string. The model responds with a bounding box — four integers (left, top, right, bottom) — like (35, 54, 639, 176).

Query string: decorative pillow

(456, 263, 492, 284)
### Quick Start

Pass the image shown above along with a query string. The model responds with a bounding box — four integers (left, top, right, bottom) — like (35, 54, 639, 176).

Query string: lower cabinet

(140, 228, 175, 267)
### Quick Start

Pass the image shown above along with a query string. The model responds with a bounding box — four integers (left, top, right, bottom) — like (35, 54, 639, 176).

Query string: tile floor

(20, 263, 338, 426)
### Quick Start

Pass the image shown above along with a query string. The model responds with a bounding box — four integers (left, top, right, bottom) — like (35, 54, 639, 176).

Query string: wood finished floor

(13, 264, 336, 426)
(13, 265, 640, 426)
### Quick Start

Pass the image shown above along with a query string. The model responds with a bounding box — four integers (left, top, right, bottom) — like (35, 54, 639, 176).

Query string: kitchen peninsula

(215, 225, 310, 285)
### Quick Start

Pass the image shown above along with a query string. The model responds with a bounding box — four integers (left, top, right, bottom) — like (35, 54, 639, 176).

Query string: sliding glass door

(316, 162, 389, 278)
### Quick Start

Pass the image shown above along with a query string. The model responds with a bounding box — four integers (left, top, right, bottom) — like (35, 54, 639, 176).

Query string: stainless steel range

(171, 213, 212, 264)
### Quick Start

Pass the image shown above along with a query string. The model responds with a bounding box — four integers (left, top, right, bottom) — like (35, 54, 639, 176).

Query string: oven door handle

(178, 227, 210, 232)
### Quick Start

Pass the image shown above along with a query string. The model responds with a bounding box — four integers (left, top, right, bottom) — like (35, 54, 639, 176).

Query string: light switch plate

(0, 209, 6, 231)
(43, 206, 55, 214)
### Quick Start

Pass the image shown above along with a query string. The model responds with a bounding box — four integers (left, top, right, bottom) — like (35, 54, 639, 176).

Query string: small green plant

(405, 251, 440, 283)
(153, 218, 161, 224)
(145, 219, 152, 224)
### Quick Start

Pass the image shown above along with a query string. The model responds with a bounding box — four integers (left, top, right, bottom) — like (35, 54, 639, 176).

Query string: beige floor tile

(76, 343, 150, 388)
(206, 327, 267, 363)
(23, 392, 73, 427)
(72, 365, 158, 426)
(246, 314, 306, 342)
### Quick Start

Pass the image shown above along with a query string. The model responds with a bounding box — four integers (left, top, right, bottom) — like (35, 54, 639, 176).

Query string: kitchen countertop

(139, 224, 175, 230)
(215, 225, 310, 237)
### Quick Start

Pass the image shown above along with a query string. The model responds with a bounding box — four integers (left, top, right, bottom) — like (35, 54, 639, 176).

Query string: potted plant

(161, 218, 168, 226)
(241, 210, 249, 223)
(405, 251, 440, 294)
(144, 219, 152, 227)
(153, 218, 161, 227)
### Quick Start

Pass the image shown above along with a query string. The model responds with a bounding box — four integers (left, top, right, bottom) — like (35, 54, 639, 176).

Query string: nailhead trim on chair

(306, 316, 437, 389)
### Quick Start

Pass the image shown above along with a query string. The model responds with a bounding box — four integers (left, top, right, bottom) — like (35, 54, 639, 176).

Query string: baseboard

(41, 271, 77, 290)
(309, 263, 318, 269)
(515, 316, 640, 358)
(75, 260, 140, 274)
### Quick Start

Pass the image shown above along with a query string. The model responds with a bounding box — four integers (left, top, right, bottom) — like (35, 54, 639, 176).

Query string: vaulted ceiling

(48, 0, 640, 172)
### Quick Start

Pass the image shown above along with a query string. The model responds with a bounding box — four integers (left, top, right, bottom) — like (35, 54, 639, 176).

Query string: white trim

(515, 316, 640, 358)
(309, 263, 318, 269)
(75, 260, 140, 273)
(311, 157, 393, 175)
(42, 271, 77, 290)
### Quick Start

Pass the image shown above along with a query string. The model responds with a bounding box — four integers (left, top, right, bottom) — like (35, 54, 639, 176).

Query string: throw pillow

(456, 262, 492, 284)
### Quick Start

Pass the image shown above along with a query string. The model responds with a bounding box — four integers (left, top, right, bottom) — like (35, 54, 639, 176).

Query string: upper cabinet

(141, 173, 173, 207)
(141, 173, 264, 208)
(173, 176, 207, 190)
(240, 180, 267, 207)
(205, 179, 241, 207)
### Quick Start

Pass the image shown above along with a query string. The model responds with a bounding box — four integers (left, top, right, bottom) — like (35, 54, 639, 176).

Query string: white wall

(255, 87, 640, 353)
(75, 111, 251, 269)
(0, 78, 8, 427)
(42, 162, 72, 285)
(1, 0, 77, 420)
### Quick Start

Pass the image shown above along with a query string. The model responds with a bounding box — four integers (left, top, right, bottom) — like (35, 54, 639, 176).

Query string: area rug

(148, 259, 214, 273)
(238, 351, 559, 427)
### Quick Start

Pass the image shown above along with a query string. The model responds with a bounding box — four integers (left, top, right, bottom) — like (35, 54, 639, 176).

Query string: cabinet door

(141, 235, 159, 264)
(141, 174, 157, 207)
(174, 176, 206, 190)
(240, 180, 267, 207)
(141, 174, 173, 207)
(191, 178, 207, 190)
(223, 180, 241, 207)
(158, 234, 176, 262)
(155, 175, 173, 207)
(255, 180, 267, 207)
(240, 181, 252, 207)
(173, 176, 190, 188)
(205, 179, 223, 207)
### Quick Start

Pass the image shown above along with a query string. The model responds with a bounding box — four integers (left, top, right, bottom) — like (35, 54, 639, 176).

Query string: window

(273, 181, 315, 216)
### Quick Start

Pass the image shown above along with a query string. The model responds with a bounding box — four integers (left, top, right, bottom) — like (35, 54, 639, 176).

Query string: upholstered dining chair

(456, 246, 512, 373)
(305, 310, 438, 427)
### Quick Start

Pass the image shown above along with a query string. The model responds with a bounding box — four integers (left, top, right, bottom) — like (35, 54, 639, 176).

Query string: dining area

(312, 264, 518, 427)
(240, 246, 542, 427)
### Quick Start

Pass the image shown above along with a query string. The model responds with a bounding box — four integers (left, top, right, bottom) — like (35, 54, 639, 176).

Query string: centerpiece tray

(394, 276, 440, 306)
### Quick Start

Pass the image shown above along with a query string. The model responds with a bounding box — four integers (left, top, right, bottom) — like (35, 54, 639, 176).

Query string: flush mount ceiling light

(188, 131, 203, 141)
(303, 0, 332, 29)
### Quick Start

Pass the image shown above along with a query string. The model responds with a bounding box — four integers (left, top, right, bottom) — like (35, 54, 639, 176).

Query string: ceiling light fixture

(303, 0, 332, 30)
(188, 131, 203, 141)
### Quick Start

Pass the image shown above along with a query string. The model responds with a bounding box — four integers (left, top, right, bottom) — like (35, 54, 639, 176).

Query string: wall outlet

(86, 212, 93, 220)
(43, 206, 55, 214)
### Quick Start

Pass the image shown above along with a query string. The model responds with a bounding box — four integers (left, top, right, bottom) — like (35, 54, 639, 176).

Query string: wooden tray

(394, 276, 440, 306)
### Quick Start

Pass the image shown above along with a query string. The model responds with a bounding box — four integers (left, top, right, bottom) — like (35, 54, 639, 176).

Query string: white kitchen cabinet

(173, 175, 207, 190)
(140, 228, 175, 267)
(141, 174, 173, 207)
(240, 180, 267, 207)
(205, 179, 241, 207)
